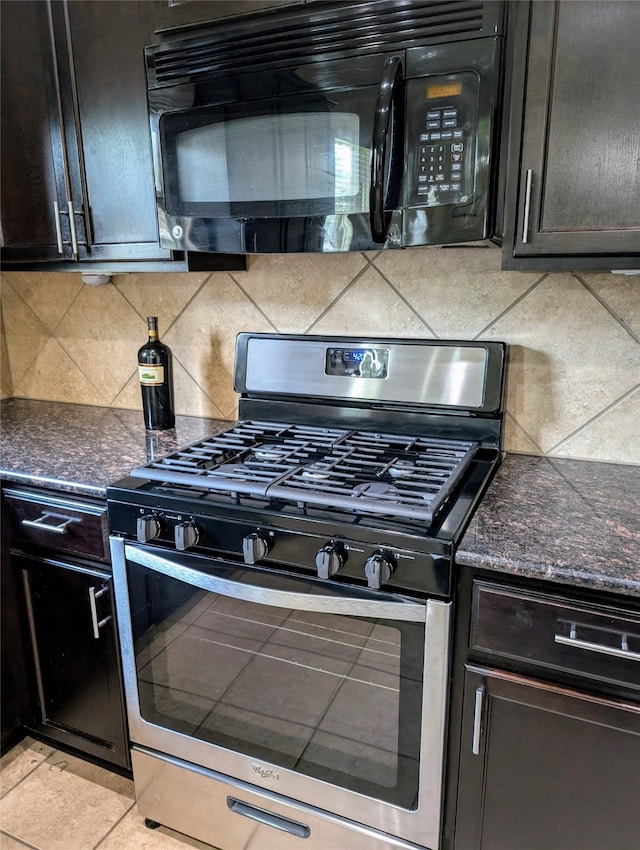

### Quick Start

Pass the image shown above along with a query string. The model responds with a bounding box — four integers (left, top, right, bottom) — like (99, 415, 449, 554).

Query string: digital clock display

(426, 81, 463, 99)
(325, 347, 389, 379)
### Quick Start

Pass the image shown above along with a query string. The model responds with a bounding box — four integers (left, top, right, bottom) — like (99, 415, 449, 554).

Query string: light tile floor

(0, 738, 221, 850)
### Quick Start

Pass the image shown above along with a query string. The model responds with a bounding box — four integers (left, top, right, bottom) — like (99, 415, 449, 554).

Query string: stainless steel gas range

(108, 333, 507, 850)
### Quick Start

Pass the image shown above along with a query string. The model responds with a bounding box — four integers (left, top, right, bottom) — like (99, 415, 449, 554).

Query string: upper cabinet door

(502, 0, 640, 270)
(0, 1, 74, 262)
(1, 0, 173, 268)
(62, 0, 171, 262)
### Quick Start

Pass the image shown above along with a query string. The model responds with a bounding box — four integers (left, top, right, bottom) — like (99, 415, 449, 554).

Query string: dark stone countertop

(2, 399, 639, 598)
(457, 454, 640, 598)
(0, 398, 230, 498)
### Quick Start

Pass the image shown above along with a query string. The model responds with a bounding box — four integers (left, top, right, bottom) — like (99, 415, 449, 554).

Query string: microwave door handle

(370, 55, 404, 243)
(123, 543, 426, 623)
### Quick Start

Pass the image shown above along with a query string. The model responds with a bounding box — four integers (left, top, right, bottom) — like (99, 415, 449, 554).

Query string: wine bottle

(138, 316, 175, 430)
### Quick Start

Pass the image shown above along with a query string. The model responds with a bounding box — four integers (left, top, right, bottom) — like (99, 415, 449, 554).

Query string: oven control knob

(175, 521, 201, 551)
(364, 552, 395, 590)
(137, 514, 162, 543)
(242, 532, 271, 565)
(315, 543, 345, 579)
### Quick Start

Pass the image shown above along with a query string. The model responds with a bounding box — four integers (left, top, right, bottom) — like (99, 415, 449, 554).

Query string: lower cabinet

(451, 577, 640, 850)
(455, 666, 640, 850)
(15, 553, 129, 770)
(2, 484, 129, 770)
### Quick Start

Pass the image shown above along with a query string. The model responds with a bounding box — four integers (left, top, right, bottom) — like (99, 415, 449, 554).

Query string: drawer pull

(472, 685, 484, 755)
(89, 585, 112, 639)
(21, 513, 75, 535)
(555, 632, 640, 662)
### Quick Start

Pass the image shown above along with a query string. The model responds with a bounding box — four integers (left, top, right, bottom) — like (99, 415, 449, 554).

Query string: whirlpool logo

(251, 763, 280, 781)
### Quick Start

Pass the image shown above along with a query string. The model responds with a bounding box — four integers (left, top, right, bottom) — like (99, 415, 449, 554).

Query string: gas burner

(302, 462, 334, 480)
(214, 463, 251, 479)
(352, 481, 397, 498)
(253, 447, 287, 461)
(387, 459, 417, 478)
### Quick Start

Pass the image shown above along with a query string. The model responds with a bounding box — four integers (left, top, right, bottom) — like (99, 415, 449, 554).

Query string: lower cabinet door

(17, 555, 129, 769)
(455, 665, 640, 850)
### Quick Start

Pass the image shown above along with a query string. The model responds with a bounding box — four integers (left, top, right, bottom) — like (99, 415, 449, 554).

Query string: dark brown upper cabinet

(0, 1, 173, 269)
(501, 0, 640, 271)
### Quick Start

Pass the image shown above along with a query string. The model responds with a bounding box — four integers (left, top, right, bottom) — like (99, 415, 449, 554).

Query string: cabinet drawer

(470, 581, 640, 691)
(3, 488, 109, 562)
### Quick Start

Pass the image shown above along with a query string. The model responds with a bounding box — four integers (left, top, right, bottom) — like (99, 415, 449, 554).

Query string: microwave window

(175, 112, 366, 209)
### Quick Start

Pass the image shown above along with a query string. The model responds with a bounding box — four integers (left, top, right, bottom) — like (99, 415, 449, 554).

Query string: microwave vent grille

(147, 0, 493, 88)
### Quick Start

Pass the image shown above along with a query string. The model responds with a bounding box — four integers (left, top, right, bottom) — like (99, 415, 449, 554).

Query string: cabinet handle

(21, 513, 74, 535)
(555, 632, 640, 662)
(68, 200, 79, 258)
(521, 169, 533, 244)
(89, 585, 112, 640)
(472, 685, 484, 755)
(53, 201, 64, 254)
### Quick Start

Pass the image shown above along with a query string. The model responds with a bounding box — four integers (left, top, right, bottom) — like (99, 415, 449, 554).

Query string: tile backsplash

(1, 245, 639, 464)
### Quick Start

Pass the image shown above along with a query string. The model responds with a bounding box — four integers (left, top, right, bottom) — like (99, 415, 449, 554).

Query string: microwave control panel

(407, 72, 480, 208)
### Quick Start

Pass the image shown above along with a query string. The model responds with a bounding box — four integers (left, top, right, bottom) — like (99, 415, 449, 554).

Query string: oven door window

(159, 89, 380, 219)
(128, 561, 424, 810)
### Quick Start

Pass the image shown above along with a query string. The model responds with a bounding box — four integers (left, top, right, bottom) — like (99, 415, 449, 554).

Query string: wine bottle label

(138, 364, 165, 385)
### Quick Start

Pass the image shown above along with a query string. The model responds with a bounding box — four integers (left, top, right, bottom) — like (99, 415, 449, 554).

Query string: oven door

(111, 537, 451, 848)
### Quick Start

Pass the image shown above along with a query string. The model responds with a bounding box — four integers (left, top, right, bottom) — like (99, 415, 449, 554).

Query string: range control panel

(407, 72, 479, 208)
(107, 496, 452, 598)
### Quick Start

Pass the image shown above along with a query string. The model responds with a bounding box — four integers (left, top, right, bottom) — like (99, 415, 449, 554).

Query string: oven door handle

(123, 544, 427, 623)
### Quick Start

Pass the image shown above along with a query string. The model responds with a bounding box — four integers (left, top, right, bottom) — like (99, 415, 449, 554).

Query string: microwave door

(155, 67, 408, 254)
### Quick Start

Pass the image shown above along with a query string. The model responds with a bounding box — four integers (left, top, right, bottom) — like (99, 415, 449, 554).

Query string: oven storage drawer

(470, 581, 640, 690)
(133, 747, 421, 850)
(3, 487, 109, 562)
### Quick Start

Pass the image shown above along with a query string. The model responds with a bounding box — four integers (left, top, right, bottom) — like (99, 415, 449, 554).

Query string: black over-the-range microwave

(146, 0, 506, 254)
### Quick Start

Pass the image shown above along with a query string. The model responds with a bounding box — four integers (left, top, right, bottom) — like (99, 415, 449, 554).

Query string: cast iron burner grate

(132, 420, 478, 523)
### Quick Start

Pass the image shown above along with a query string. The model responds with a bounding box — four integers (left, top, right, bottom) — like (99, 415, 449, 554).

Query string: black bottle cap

(147, 316, 158, 331)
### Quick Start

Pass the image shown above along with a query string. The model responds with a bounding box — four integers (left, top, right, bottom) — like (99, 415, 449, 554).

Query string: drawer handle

(89, 585, 112, 640)
(555, 633, 640, 662)
(472, 685, 484, 755)
(21, 513, 75, 535)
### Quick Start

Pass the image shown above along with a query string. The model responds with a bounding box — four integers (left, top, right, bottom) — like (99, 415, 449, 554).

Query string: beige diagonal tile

(0, 833, 29, 849)
(0, 308, 13, 398)
(503, 412, 543, 455)
(374, 244, 541, 339)
(113, 272, 211, 328)
(0, 275, 50, 387)
(310, 264, 432, 337)
(234, 252, 367, 333)
(580, 272, 640, 336)
(0, 750, 134, 850)
(165, 275, 273, 417)
(1, 272, 83, 333)
(14, 338, 103, 405)
(170, 358, 228, 419)
(0, 738, 54, 799)
(550, 389, 640, 464)
(481, 274, 640, 453)
(55, 282, 145, 403)
(110, 369, 142, 411)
